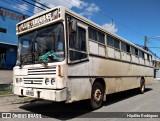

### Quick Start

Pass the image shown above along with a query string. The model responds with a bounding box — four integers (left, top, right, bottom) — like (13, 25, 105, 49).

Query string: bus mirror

(71, 19, 77, 32)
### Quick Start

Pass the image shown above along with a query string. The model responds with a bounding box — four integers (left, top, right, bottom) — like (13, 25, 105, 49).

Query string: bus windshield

(16, 23, 64, 66)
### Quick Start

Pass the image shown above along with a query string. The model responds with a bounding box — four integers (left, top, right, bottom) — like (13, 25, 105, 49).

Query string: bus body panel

(66, 55, 153, 102)
(13, 86, 67, 102)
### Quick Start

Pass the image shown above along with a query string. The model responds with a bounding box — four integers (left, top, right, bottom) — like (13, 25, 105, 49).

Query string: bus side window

(89, 27, 97, 41)
(107, 35, 114, 47)
(69, 25, 88, 62)
(139, 50, 144, 59)
(98, 31, 105, 44)
(114, 39, 120, 49)
(121, 42, 127, 52)
(150, 55, 152, 62)
(135, 48, 138, 56)
(122, 42, 130, 53)
(147, 54, 150, 61)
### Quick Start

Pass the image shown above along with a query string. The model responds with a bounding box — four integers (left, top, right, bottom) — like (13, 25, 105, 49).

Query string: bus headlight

(45, 78, 49, 85)
(19, 78, 22, 83)
(51, 78, 55, 85)
(16, 78, 22, 84)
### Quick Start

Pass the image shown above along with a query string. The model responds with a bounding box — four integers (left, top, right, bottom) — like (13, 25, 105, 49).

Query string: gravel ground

(0, 70, 13, 84)
(0, 94, 35, 105)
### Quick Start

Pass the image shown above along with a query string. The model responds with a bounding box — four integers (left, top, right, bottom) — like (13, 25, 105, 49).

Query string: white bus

(13, 6, 153, 109)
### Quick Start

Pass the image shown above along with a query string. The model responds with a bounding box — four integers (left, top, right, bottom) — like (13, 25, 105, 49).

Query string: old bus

(13, 6, 153, 109)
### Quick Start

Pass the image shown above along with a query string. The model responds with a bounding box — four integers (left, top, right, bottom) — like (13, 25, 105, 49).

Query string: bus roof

(17, 6, 152, 55)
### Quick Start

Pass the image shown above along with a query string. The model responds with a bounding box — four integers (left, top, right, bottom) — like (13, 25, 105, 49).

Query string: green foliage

(0, 91, 13, 95)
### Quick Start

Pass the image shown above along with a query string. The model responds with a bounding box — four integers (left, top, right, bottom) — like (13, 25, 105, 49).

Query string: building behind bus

(0, 6, 28, 69)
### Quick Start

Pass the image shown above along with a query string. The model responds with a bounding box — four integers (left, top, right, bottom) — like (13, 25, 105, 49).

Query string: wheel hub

(94, 89, 102, 102)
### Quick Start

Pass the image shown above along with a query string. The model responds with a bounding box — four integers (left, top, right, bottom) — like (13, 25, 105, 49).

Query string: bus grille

(28, 66, 57, 75)
(23, 78, 43, 85)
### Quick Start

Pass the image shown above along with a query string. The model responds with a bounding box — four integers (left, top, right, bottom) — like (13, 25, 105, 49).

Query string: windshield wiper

(19, 52, 34, 67)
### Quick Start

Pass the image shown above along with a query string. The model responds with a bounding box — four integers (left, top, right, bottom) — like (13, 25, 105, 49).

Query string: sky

(0, 0, 160, 58)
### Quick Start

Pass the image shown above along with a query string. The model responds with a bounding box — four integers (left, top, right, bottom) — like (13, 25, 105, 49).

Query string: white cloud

(35, 0, 87, 12)
(13, 3, 29, 12)
(34, 0, 98, 19)
(86, 3, 99, 13)
(80, 3, 99, 19)
(11, 0, 99, 19)
(102, 22, 118, 33)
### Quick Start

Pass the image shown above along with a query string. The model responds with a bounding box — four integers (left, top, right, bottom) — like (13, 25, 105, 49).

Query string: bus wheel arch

(95, 78, 106, 93)
(90, 78, 106, 110)
(140, 77, 145, 94)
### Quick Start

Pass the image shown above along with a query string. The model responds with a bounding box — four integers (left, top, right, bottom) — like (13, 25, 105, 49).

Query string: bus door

(66, 18, 91, 101)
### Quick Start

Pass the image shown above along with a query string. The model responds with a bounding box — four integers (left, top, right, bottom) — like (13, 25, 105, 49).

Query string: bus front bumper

(13, 86, 67, 102)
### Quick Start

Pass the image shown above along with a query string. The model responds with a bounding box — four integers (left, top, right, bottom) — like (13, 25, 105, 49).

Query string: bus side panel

(66, 55, 153, 102)
(66, 78, 91, 102)
(89, 56, 153, 95)
(67, 62, 91, 102)
(105, 77, 141, 94)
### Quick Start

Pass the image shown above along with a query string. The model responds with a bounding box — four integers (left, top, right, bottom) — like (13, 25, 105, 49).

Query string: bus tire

(140, 78, 145, 94)
(90, 81, 104, 110)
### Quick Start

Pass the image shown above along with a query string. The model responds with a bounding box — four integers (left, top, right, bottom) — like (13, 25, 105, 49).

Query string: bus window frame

(67, 18, 89, 64)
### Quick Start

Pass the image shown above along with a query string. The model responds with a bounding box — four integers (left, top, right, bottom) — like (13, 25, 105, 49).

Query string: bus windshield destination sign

(17, 9, 59, 33)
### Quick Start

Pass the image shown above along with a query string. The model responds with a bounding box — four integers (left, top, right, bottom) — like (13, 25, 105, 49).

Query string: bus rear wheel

(140, 78, 145, 94)
(90, 82, 104, 110)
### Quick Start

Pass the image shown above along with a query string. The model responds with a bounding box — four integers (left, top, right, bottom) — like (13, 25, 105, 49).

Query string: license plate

(26, 89, 34, 96)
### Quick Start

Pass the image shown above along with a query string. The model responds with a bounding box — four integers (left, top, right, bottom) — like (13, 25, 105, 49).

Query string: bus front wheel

(90, 81, 104, 110)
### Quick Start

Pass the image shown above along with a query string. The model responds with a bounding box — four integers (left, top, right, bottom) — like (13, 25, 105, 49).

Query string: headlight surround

(16, 78, 19, 84)
(19, 78, 22, 83)
(16, 78, 22, 84)
(45, 78, 50, 85)
(51, 78, 55, 85)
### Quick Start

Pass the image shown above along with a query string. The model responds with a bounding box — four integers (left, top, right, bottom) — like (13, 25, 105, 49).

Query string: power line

(31, 0, 50, 9)
(147, 47, 160, 59)
(20, 0, 46, 10)
(148, 38, 160, 41)
(3, 0, 34, 14)
(148, 47, 160, 48)
(3, 0, 48, 15)
(94, 1, 145, 38)
(16, 0, 42, 14)
(3, 0, 160, 55)
(2, 0, 51, 15)
(92, 1, 160, 58)
(147, 42, 160, 58)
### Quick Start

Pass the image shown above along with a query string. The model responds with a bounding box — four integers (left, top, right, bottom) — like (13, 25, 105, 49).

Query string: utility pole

(144, 36, 147, 50)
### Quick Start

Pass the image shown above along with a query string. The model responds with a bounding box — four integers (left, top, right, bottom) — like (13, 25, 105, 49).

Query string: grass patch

(0, 91, 13, 95)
